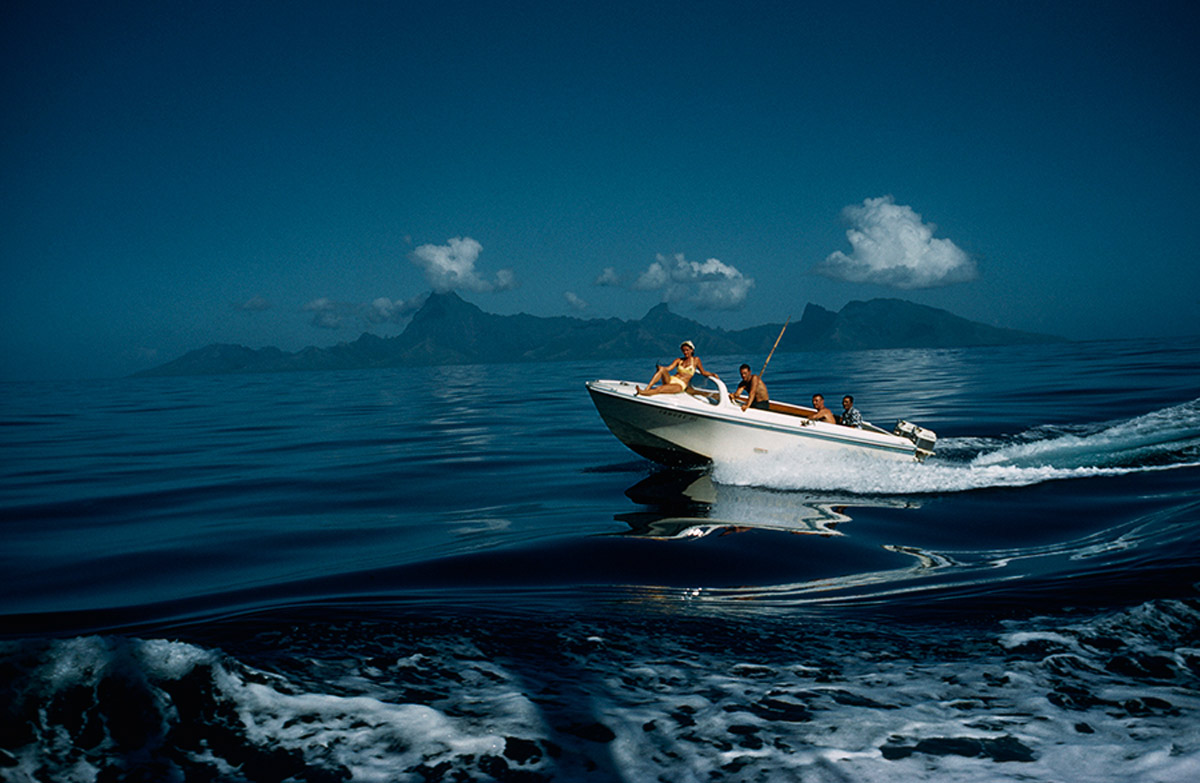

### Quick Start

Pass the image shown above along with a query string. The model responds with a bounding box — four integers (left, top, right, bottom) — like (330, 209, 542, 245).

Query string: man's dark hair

(844, 395, 854, 404)
(739, 364, 751, 372)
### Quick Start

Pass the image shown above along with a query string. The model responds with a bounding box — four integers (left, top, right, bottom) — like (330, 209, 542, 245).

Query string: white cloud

(564, 291, 588, 311)
(410, 236, 516, 293)
(367, 294, 427, 324)
(629, 253, 754, 310)
(494, 268, 516, 291)
(816, 196, 977, 289)
(594, 266, 621, 286)
(234, 295, 271, 312)
(632, 258, 670, 291)
(303, 298, 344, 329)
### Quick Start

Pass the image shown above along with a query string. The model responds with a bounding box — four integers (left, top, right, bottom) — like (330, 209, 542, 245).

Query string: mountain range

(134, 292, 1063, 377)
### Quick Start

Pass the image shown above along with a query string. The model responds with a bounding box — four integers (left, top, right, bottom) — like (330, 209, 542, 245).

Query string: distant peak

(415, 290, 480, 315)
(426, 290, 465, 303)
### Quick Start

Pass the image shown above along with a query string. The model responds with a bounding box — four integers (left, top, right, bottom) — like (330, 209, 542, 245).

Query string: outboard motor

(894, 420, 937, 461)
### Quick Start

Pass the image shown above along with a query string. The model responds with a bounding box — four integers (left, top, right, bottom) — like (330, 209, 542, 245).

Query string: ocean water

(2, 337, 1199, 782)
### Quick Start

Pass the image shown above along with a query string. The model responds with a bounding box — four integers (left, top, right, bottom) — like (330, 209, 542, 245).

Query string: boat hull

(586, 379, 924, 466)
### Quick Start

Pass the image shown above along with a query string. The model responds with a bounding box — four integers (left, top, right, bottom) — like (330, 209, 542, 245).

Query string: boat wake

(713, 397, 1200, 495)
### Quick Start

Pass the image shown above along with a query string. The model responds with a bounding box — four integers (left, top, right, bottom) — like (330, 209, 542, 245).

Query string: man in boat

(733, 364, 770, 411)
(839, 395, 863, 428)
(636, 340, 719, 396)
(806, 394, 838, 423)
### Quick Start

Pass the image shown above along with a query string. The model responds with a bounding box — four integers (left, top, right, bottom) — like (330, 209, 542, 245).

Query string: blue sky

(3, 1, 1198, 381)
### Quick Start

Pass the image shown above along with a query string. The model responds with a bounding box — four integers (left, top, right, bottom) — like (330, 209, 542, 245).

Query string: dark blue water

(3, 338, 1199, 781)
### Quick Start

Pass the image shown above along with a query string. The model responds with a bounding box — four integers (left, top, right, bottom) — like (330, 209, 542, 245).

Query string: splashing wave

(713, 398, 1200, 495)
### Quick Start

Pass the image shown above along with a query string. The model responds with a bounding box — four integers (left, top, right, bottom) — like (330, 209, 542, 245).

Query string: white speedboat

(585, 376, 936, 467)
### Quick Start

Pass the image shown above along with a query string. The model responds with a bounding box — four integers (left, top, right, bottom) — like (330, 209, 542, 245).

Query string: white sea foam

(974, 398, 1200, 469)
(2, 634, 553, 783)
(713, 397, 1200, 495)
(7, 600, 1200, 782)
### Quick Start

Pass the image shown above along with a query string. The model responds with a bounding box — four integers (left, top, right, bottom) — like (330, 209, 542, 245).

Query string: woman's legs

(638, 365, 668, 395)
(638, 375, 685, 396)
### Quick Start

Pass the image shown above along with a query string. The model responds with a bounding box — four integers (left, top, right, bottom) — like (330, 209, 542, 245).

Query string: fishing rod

(758, 316, 790, 380)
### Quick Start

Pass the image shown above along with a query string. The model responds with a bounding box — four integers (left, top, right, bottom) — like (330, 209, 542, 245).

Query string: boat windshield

(687, 374, 728, 406)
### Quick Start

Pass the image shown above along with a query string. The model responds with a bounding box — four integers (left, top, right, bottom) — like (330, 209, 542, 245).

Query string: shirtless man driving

(732, 364, 770, 411)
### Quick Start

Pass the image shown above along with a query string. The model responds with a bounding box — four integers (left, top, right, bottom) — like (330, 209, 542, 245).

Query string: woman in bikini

(636, 340, 719, 396)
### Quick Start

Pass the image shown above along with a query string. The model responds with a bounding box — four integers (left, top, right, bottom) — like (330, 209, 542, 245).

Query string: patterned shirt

(840, 406, 862, 428)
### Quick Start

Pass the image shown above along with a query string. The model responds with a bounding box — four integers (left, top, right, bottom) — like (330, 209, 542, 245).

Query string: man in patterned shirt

(840, 395, 863, 428)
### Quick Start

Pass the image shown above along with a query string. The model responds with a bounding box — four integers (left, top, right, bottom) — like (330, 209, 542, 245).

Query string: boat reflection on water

(615, 469, 920, 540)
(612, 468, 1174, 613)
(612, 470, 981, 611)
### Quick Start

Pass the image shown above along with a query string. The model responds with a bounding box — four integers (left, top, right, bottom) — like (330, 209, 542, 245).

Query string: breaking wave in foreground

(5, 599, 1200, 783)
(714, 398, 1200, 495)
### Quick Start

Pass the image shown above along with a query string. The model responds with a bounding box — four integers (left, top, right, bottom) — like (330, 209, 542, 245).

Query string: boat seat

(731, 395, 811, 418)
